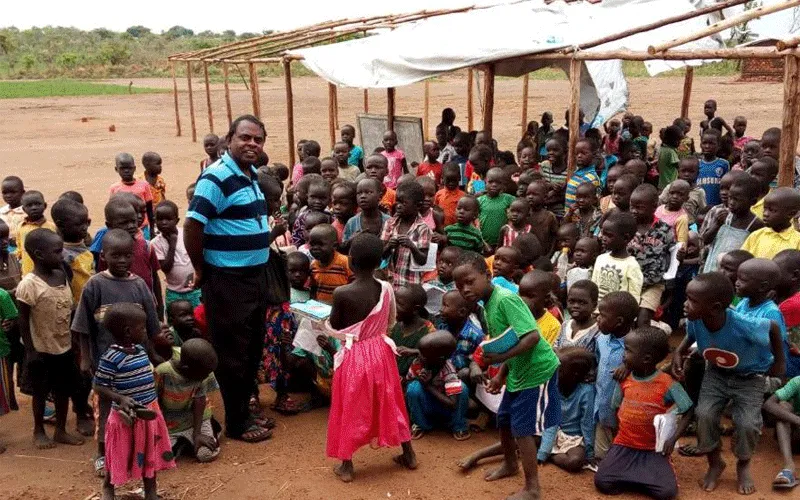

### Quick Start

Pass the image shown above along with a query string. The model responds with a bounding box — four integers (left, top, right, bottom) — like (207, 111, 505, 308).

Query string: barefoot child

(16, 229, 85, 449)
(453, 252, 561, 500)
(555, 278, 601, 350)
(519, 270, 561, 346)
(17, 190, 56, 276)
(153, 200, 200, 308)
(390, 284, 435, 378)
(141, 152, 166, 207)
(673, 272, 785, 495)
(595, 327, 693, 500)
(763, 375, 800, 490)
(526, 180, 558, 254)
(93, 303, 175, 500)
(326, 233, 416, 482)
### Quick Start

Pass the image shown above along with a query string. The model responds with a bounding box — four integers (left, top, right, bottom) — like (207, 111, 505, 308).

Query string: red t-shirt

(417, 162, 443, 187)
(98, 234, 160, 292)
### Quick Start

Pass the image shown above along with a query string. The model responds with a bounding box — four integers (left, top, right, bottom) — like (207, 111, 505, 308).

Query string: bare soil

(0, 74, 793, 499)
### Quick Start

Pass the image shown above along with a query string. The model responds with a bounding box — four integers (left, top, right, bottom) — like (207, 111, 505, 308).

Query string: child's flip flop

(773, 469, 798, 489)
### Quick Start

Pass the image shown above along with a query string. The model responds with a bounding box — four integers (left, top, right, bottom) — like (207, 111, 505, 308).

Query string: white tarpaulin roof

(291, 0, 724, 125)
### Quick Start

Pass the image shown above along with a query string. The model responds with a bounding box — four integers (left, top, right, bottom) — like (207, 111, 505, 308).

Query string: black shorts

(21, 350, 78, 397)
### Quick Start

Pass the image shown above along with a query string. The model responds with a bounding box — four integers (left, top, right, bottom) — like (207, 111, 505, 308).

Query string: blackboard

(356, 113, 425, 167)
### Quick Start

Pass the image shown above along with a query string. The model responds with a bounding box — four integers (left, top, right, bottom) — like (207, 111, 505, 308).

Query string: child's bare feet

(393, 445, 418, 470)
(143, 477, 158, 500)
(334, 460, 354, 483)
(485, 462, 518, 481)
(77, 417, 95, 437)
(737, 459, 756, 495)
(33, 430, 55, 449)
(506, 488, 540, 500)
(100, 483, 115, 500)
(457, 454, 480, 471)
(54, 429, 85, 446)
(701, 456, 727, 492)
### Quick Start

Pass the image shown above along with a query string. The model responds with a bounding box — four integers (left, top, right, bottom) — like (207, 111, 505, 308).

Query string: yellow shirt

(751, 195, 766, 220)
(741, 226, 800, 260)
(17, 219, 57, 276)
(63, 242, 94, 304)
(535, 310, 561, 346)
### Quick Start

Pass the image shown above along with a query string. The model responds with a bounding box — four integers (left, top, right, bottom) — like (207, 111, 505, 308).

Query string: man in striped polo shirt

(184, 115, 272, 443)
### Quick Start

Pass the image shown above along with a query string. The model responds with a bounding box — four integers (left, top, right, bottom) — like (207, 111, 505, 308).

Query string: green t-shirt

(775, 375, 800, 415)
(154, 357, 219, 434)
(484, 286, 560, 391)
(478, 193, 515, 247)
(657, 145, 680, 190)
(0, 288, 19, 358)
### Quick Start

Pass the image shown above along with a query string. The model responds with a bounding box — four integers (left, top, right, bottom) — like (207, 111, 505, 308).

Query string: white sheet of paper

(410, 242, 438, 272)
(663, 242, 683, 281)
(292, 318, 324, 356)
(654, 412, 678, 453)
(476, 384, 504, 414)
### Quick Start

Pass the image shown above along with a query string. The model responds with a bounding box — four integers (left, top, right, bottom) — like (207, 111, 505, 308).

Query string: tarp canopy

(291, 0, 725, 125)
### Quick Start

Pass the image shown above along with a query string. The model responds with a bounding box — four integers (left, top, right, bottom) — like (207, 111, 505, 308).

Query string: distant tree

(164, 26, 194, 39)
(92, 28, 115, 40)
(0, 32, 15, 55)
(261, 30, 274, 36)
(239, 32, 259, 40)
(197, 30, 217, 37)
(57, 52, 79, 69)
(100, 41, 131, 65)
(126, 25, 151, 38)
(222, 30, 237, 40)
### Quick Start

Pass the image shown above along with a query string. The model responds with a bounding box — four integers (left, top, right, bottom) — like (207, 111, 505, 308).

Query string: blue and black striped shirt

(187, 153, 270, 268)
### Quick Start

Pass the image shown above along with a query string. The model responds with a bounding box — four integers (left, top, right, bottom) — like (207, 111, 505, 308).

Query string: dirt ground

(0, 74, 795, 499)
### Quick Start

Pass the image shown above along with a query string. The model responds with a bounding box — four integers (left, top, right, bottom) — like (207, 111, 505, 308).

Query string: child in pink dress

(326, 233, 416, 482)
(381, 130, 408, 189)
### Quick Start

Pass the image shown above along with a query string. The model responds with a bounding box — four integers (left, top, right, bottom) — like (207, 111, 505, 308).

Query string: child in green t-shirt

(0, 286, 19, 451)
(452, 252, 560, 500)
(764, 376, 800, 489)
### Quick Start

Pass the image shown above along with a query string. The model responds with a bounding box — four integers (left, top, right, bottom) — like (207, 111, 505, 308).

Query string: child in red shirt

(434, 163, 465, 227)
(417, 141, 443, 188)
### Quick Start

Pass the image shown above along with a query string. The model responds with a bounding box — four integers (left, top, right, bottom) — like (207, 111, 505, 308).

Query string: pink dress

(326, 281, 411, 460)
(382, 149, 406, 189)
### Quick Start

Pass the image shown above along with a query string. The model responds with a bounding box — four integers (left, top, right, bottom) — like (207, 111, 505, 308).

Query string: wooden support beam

(779, 55, 800, 187)
(248, 62, 261, 119)
(423, 80, 430, 139)
(186, 61, 197, 143)
(222, 62, 232, 126)
(566, 59, 582, 179)
(518, 47, 794, 62)
(333, 84, 339, 131)
(203, 61, 214, 133)
(387, 87, 396, 132)
(778, 36, 800, 51)
(284, 60, 296, 170)
(328, 83, 337, 149)
(482, 64, 495, 137)
(171, 61, 181, 137)
(363, 89, 369, 113)
(681, 66, 694, 119)
(467, 69, 474, 131)
(521, 73, 530, 138)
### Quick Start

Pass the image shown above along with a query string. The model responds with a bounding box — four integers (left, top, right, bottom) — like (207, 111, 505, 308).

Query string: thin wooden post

(223, 62, 232, 126)
(203, 61, 214, 133)
(521, 73, 530, 138)
(328, 83, 337, 149)
(186, 61, 197, 143)
(482, 64, 495, 138)
(387, 87, 396, 132)
(170, 61, 181, 137)
(567, 58, 582, 179)
(423, 80, 430, 139)
(248, 62, 261, 119)
(779, 54, 800, 187)
(363, 89, 369, 113)
(467, 69, 474, 131)
(284, 60, 296, 169)
(681, 67, 694, 119)
(333, 85, 339, 130)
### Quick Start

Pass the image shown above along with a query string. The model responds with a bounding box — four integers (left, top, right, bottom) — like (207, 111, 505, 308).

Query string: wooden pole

(779, 54, 800, 187)
(248, 62, 261, 119)
(423, 80, 430, 139)
(223, 62, 232, 126)
(482, 64, 495, 138)
(333, 84, 339, 131)
(203, 61, 214, 134)
(520, 73, 530, 138)
(649, 0, 800, 55)
(519, 47, 795, 62)
(186, 61, 197, 143)
(467, 69, 474, 131)
(328, 83, 337, 149)
(170, 61, 181, 137)
(284, 60, 296, 169)
(387, 87, 396, 132)
(680, 66, 694, 119)
(363, 89, 369, 113)
(566, 58, 582, 179)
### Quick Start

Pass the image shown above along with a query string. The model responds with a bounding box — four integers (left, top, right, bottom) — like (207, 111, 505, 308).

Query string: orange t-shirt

(380, 187, 396, 214)
(434, 188, 466, 227)
(311, 252, 353, 304)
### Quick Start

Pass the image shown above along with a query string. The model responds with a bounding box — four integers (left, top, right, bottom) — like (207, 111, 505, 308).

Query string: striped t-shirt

(187, 153, 270, 268)
(565, 166, 600, 211)
(93, 344, 157, 408)
(445, 223, 485, 253)
(311, 251, 353, 304)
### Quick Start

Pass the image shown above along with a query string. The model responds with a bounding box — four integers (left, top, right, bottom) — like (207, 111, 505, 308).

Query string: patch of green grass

(0, 80, 167, 99)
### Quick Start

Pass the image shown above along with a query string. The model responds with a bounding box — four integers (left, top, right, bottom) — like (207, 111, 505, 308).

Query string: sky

(3, 0, 798, 38)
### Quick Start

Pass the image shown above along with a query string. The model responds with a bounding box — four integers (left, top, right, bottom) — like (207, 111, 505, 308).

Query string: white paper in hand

(476, 384, 504, 414)
(663, 243, 683, 281)
(410, 242, 438, 272)
(654, 412, 678, 453)
(292, 318, 324, 356)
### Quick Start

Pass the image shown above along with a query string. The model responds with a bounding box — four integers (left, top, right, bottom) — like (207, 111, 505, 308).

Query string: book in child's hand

(290, 300, 332, 321)
(480, 327, 518, 355)
(654, 412, 678, 453)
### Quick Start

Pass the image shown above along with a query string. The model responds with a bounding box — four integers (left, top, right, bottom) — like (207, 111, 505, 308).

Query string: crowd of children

(1, 101, 800, 500)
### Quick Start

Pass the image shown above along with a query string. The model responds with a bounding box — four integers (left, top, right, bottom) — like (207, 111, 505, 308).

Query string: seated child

(309, 225, 352, 304)
(390, 285, 435, 378)
(477, 168, 515, 249)
(519, 270, 561, 346)
(525, 180, 558, 254)
(673, 272, 785, 495)
(166, 300, 203, 345)
(17, 190, 56, 276)
(436, 290, 483, 379)
(380, 181, 432, 287)
(555, 280, 600, 353)
(655, 179, 690, 244)
(741, 187, 800, 259)
(343, 178, 390, 248)
(763, 376, 800, 490)
(566, 182, 602, 238)
(776, 249, 800, 378)
(498, 198, 531, 247)
(593, 212, 643, 303)
(153, 201, 200, 308)
(749, 157, 779, 219)
(444, 196, 487, 254)
(287, 251, 311, 303)
(595, 327, 693, 500)
(538, 346, 597, 471)
(434, 162, 466, 227)
(108, 153, 154, 238)
(566, 236, 600, 291)
(406, 330, 470, 441)
(155, 338, 221, 463)
(141, 152, 166, 207)
(492, 246, 523, 292)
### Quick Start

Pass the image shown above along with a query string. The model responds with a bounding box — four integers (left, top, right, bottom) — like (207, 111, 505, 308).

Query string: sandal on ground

(94, 456, 106, 477)
(251, 415, 276, 430)
(272, 396, 301, 415)
(249, 396, 263, 415)
(677, 444, 703, 457)
(773, 469, 798, 489)
(411, 424, 425, 440)
(453, 430, 471, 441)
(227, 425, 272, 443)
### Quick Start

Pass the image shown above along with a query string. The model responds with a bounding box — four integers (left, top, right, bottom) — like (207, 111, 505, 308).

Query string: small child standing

(519, 270, 561, 346)
(741, 187, 800, 259)
(478, 168, 515, 249)
(697, 130, 730, 207)
(381, 181, 432, 288)
(0, 284, 17, 450)
(17, 190, 56, 276)
(498, 198, 531, 247)
(330, 182, 357, 244)
(657, 125, 682, 189)
(566, 181, 602, 238)
(51, 198, 93, 306)
(655, 179, 690, 244)
(390, 285, 435, 377)
(593, 212, 643, 303)
(540, 138, 569, 218)
(153, 200, 200, 308)
(200, 134, 220, 171)
(109, 153, 155, 238)
(434, 163, 466, 227)
(444, 196, 486, 254)
(343, 178, 390, 246)
(565, 139, 601, 213)
(93, 303, 175, 499)
(0, 176, 26, 252)
(595, 327, 693, 500)
(417, 140, 443, 187)
(309, 225, 352, 304)
(673, 272, 785, 495)
(141, 152, 166, 207)
(659, 157, 706, 225)
(555, 280, 600, 352)
(381, 130, 408, 189)
(340, 125, 364, 170)
(16, 229, 85, 449)
(332, 142, 361, 181)
(734, 258, 788, 360)
(526, 180, 559, 254)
